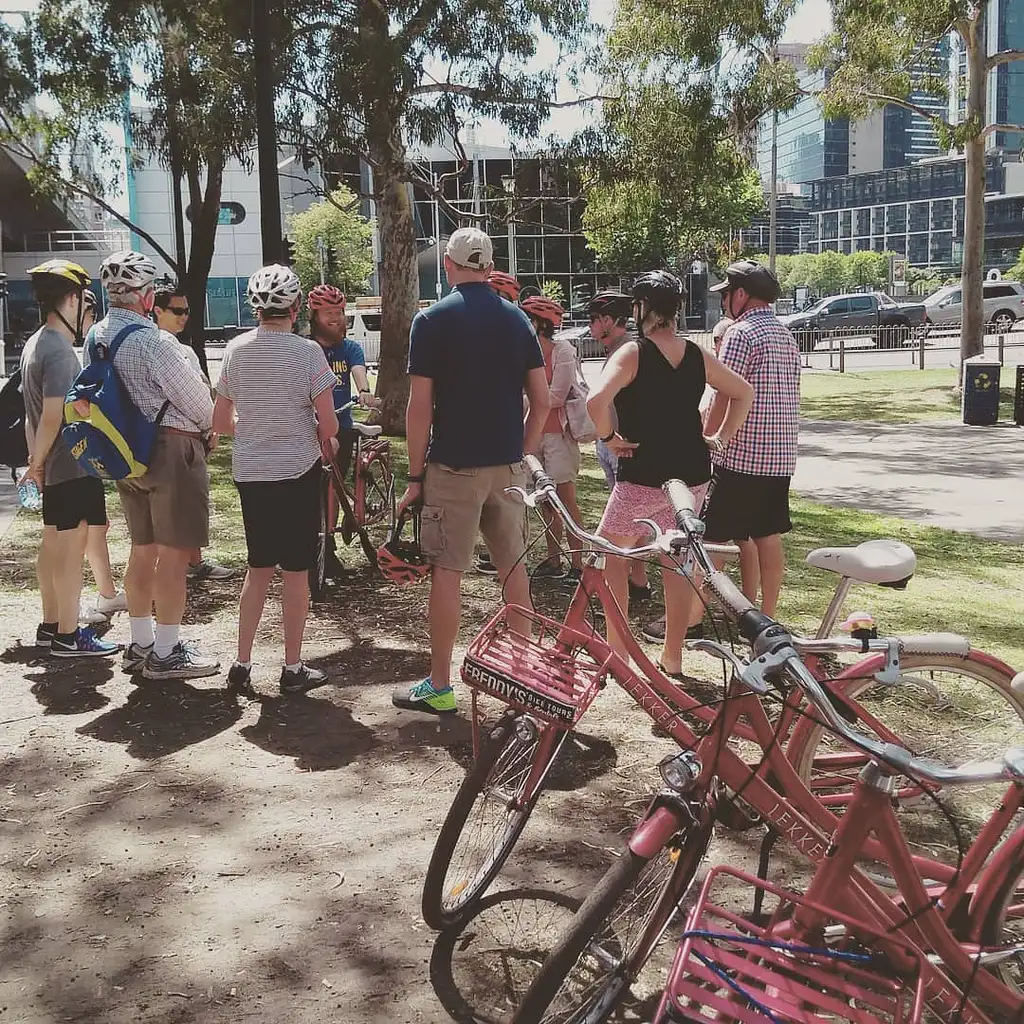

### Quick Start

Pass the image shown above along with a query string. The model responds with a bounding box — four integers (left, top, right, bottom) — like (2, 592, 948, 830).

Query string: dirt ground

(1, 501, 776, 1024)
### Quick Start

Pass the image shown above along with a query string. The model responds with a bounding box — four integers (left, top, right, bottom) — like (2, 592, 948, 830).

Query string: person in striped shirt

(212, 265, 339, 697)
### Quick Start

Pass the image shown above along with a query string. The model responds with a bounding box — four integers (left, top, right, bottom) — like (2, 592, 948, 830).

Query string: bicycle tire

(309, 470, 330, 601)
(422, 714, 563, 930)
(978, 855, 1024, 998)
(356, 451, 395, 569)
(512, 808, 713, 1024)
(788, 652, 1024, 850)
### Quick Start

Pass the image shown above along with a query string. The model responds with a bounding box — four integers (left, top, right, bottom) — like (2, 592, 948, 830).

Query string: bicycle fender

(628, 795, 697, 859)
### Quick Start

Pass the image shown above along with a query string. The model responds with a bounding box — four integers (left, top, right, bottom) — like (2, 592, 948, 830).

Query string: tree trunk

(372, 145, 419, 436)
(961, 17, 988, 367)
(184, 154, 225, 379)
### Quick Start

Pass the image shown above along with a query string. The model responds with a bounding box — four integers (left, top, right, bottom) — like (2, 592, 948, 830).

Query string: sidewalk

(793, 419, 1024, 542)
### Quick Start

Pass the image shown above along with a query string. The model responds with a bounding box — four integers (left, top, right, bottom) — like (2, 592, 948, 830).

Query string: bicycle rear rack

(461, 605, 612, 728)
(653, 867, 925, 1023)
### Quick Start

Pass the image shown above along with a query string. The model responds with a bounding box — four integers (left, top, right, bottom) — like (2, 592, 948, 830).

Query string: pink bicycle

(422, 461, 1024, 936)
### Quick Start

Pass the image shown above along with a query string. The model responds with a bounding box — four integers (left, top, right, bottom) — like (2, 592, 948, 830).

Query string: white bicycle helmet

(247, 263, 302, 312)
(100, 250, 158, 293)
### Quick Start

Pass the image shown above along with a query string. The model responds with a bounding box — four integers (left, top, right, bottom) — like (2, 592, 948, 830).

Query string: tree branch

(0, 133, 180, 273)
(986, 49, 1024, 72)
(409, 82, 613, 107)
(858, 91, 952, 128)
(981, 122, 1024, 138)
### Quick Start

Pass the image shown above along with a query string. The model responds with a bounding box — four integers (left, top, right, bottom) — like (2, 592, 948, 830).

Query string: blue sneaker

(50, 627, 121, 659)
(392, 677, 457, 714)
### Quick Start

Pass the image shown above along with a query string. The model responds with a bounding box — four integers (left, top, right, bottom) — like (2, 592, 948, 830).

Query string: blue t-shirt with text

(408, 282, 543, 468)
(320, 338, 366, 428)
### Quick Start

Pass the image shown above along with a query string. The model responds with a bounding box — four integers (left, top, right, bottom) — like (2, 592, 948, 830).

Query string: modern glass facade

(758, 70, 850, 185)
(804, 156, 1024, 270)
(882, 41, 948, 167)
(994, 0, 1024, 151)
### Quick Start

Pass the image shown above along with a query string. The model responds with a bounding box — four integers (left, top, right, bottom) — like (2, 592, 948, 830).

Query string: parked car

(921, 280, 1024, 334)
(779, 292, 926, 351)
(347, 306, 382, 364)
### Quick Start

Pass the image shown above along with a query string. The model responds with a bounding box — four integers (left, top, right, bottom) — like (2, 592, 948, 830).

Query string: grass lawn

(800, 367, 1016, 424)
(3, 440, 1020, 673)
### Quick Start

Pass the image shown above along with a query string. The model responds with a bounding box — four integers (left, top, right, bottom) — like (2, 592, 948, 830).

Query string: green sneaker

(392, 677, 457, 714)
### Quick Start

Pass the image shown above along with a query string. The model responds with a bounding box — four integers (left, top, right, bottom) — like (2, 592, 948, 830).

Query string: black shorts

(42, 476, 107, 532)
(701, 466, 792, 542)
(236, 461, 322, 571)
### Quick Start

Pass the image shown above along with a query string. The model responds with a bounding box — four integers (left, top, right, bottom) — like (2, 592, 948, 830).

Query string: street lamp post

(502, 175, 517, 276)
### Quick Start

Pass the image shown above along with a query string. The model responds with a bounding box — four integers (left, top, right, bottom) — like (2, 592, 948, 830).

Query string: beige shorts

(539, 431, 580, 486)
(420, 461, 527, 573)
(116, 431, 210, 550)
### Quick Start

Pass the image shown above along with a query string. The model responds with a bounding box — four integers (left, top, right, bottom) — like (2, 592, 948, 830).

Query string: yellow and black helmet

(27, 259, 91, 289)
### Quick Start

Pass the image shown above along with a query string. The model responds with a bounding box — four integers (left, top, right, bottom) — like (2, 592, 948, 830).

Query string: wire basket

(653, 867, 925, 1023)
(460, 605, 613, 728)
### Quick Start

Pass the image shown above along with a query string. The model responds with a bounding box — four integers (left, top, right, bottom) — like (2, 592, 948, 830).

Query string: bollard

(918, 330, 925, 370)
(1015, 364, 1024, 426)
(999, 333, 1005, 364)
(839, 333, 845, 374)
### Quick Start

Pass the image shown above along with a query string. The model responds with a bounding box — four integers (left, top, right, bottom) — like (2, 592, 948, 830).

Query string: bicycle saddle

(805, 539, 916, 588)
(353, 422, 382, 438)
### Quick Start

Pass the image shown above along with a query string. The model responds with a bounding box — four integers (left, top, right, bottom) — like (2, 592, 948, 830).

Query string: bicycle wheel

(422, 714, 565, 931)
(512, 806, 713, 1024)
(979, 854, 1024, 996)
(788, 652, 1024, 858)
(356, 448, 395, 568)
(309, 470, 330, 601)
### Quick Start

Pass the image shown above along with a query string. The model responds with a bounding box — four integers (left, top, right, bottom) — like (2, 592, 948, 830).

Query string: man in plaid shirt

(703, 261, 800, 616)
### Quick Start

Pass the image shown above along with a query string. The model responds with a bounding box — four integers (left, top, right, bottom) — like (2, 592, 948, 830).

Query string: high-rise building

(881, 40, 948, 167)
(987, 0, 1024, 151)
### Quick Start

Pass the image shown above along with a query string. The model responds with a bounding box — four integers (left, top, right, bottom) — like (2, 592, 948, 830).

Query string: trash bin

(961, 355, 1001, 426)
(1015, 365, 1024, 427)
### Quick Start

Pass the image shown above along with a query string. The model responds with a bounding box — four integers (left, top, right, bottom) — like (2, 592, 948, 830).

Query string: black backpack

(0, 369, 30, 477)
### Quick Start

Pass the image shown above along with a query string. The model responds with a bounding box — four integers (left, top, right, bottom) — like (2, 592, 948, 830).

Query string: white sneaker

(95, 591, 128, 615)
(79, 602, 108, 625)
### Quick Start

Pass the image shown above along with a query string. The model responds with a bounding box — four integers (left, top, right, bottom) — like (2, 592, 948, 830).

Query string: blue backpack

(62, 323, 169, 480)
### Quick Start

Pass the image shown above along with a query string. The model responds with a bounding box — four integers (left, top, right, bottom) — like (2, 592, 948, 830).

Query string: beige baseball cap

(444, 227, 494, 270)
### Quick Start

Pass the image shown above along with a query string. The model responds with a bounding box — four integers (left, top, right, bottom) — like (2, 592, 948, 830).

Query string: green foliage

(847, 250, 889, 288)
(906, 265, 945, 296)
(1004, 246, 1024, 283)
(288, 188, 374, 296)
(751, 250, 901, 294)
(540, 279, 566, 305)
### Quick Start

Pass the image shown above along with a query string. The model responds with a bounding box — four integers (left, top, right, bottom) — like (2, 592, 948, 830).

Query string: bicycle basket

(653, 867, 925, 1023)
(460, 606, 612, 728)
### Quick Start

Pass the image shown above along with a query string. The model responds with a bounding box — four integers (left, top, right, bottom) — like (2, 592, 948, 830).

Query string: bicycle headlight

(514, 715, 538, 745)
(659, 751, 702, 793)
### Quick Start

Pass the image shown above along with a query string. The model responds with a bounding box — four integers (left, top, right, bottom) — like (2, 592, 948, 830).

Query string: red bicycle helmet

(376, 510, 431, 585)
(521, 295, 565, 331)
(488, 270, 521, 302)
(307, 284, 347, 312)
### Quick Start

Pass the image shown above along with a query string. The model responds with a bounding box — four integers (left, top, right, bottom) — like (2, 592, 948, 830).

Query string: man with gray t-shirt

(20, 260, 120, 658)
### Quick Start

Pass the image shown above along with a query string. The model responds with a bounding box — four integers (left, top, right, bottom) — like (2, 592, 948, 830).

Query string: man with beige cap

(393, 227, 550, 714)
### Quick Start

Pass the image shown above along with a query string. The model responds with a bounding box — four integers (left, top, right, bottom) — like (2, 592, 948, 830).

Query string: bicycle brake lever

(505, 485, 539, 508)
(633, 518, 661, 543)
(688, 639, 772, 695)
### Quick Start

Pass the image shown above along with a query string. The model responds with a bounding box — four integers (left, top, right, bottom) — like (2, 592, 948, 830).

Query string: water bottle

(17, 479, 42, 512)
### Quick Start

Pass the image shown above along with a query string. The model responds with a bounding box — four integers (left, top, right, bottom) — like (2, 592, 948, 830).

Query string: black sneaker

(628, 581, 652, 603)
(476, 556, 498, 575)
(533, 559, 563, 579)
(35, 622, 57, 649)
(280, 663, 329, 695)
(51, 627, 121, 658)
(641, 619, 705, 644)
(227, 662, 259, 699)
(324, 549, 346, 581)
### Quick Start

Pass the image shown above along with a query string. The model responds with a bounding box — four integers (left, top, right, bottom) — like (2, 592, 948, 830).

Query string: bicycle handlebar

(519, 460, 1024, 786)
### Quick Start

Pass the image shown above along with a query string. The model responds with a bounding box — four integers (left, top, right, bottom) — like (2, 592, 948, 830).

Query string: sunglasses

(168, 305, 190, 316)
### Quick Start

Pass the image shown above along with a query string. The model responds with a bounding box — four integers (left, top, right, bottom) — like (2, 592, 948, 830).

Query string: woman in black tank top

(586, 271, 753, 676)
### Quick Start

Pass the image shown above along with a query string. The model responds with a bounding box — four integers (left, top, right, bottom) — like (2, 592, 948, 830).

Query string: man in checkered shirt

(703, 261, 800, 616)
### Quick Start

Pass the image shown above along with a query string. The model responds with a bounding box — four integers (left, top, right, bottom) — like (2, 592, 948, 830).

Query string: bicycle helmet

(632, 270, 684, 320)
(521, 295, 565, 332)
(376, 510, 431, 585)
(488, 270, 521, 302)
(247, 263, 302, 313)
(100, 250, 158, 293)
(587, 291, 632, 322)
(27, 259, 91, 289)
(82, 289, 98, 312)
(307, 284, 347, 312)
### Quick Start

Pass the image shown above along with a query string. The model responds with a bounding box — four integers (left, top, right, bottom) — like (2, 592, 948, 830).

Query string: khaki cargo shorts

(539, 431, 580, 486)
(116, 431, 210, 550)
(420, 461, 527, 573)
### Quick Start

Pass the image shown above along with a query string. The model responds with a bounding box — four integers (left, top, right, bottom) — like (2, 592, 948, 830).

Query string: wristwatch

(600, 431, 616, 443)
(408, 473, 425, 484)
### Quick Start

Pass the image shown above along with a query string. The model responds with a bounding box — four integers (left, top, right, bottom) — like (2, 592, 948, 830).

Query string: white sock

(284, 662, 302, 673)
(154, 622, 180, 660)
(129, 616, 155, 648)
(234, 660, 251, 670)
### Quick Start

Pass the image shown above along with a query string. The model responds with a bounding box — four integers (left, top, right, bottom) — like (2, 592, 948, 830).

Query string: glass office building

(758, 69, 850, 186)
(992, 0, 1024, 151)
(804, 155, 1024, 270)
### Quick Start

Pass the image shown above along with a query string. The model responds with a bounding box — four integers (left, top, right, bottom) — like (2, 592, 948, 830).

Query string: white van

(347, 305, 382, 365)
